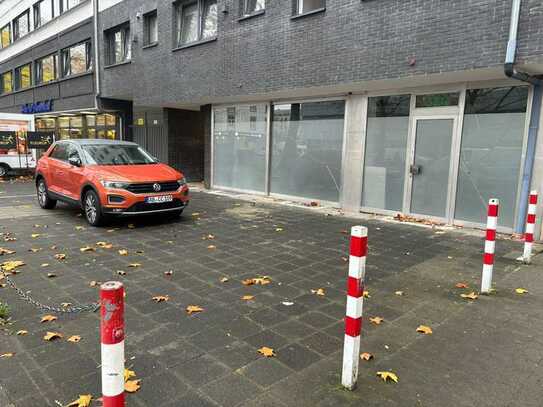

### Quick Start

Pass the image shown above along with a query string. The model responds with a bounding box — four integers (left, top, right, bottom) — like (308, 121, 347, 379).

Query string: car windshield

(81, 144, 157, 166)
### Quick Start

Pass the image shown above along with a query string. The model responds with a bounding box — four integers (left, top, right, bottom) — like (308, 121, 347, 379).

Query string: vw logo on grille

(153, 183, 161, 192)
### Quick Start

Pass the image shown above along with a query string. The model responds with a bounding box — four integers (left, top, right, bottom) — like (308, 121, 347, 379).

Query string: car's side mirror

(68, 156, 82, 167)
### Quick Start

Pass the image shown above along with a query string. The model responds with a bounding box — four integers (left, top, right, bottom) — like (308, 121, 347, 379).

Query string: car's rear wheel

(36, 178, 57, 209)
(84, 190, 106, 226)
(0, 164, 8, 178)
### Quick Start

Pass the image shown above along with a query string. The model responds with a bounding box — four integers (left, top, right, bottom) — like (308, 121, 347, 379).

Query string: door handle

(410, 164, 422, 175)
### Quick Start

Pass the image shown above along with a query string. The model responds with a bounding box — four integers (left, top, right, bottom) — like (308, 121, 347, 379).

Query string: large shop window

(13, 10, 30, 40)
(1, 24, 11, 48)
(61, 41, 92, 77)
(37, 114, 118, 140)
(271, 101, 345, 202)
(455, 86, 529, 228)
(176, 0, 217, 46)
(213, 105, 268, 192)
(36, 54, 57, 84)
(106, 24, 131, 65)
(15, 64, 32, 90)
(362, 95, 410, 211)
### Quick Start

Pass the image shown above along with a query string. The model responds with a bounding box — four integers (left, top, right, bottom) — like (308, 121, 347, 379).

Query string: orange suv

(35, 139, 190, 226)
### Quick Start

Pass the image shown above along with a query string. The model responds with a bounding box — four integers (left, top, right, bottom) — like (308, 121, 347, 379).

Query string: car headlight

(177, 178, 187, 187)
(100, 180, 129, 189)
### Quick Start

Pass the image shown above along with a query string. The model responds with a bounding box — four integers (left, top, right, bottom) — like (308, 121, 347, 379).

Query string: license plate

(145, 195, 173, 204)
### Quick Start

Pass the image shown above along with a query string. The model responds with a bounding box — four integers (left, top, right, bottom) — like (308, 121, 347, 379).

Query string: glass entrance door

(408, 118, 456, 218)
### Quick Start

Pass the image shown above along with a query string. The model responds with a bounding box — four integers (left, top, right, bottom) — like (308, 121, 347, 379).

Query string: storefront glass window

(213, 104, 267, 192)
(362, 95, 410, 211)
(35, 113, 119, 141)
(455, 86, 529, 228)
(86, 115, 96, 126)
(271, 100, 345, 202)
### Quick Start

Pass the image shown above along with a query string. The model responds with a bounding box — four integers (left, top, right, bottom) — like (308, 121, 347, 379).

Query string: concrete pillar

(341, 95, 367, 212)
(531, 94, 543, 241)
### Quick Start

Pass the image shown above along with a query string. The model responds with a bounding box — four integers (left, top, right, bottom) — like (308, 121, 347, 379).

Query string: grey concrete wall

(98, 0, 543, 106)
(0, 20, 96, 113)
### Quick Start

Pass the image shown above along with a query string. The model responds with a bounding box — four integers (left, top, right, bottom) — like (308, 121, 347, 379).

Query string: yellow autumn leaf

(460, 292, 478, 300)
(220, 277, 229, 283)
(369, 316, 384, 325)
(29, 248, 41, 253)
(416, 325, 433, 335)
(1, 260, 25, 272)
(207, 245, 216, 250)
(41, 263, 49, 267)
(31, 234, 41, 238)
(152, 295, 170, 303)
(128, 263, 141, 268)
(43, 331, 62, 341)
(242, 295, 254, 301)
(311, 288, 325, 296)
(275, 227, 283, 232)
(124, 368, 136, 382)
(186, 305, 204, 315)
(360, 352, 374, 361)
(0, 247, 15, 255)
(74, 226, 85, 231)
(202, 234, 215, 240)
(41, 315, 57, 323)
(96, 241, 113, 249)
(253, 276, 271, 285)
(118, 249, 128, 256)
(242, 278, 255, 286)
(54, 253, 66, 260)
(258, 346, 276, 357)
(125, 380, 141, 393)
(67, 394, 92, 407)
(515, 288, 528, 294)
(61, 302, 72, 307)
(376, 371, 398, 383)
(80, 246, 95, 252)
(394, 291, 404, 296)
(0, 352, 14, 358)
(363, 290, 371, 298)
(191, 212, 200, 217)
(67, 335, 81, 343)
(16, 330, 28, 336)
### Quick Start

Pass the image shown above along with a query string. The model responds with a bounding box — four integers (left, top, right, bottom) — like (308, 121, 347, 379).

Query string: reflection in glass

(362, 95, 410, 211)
(213, 105, 267, 192)
(415, 93, 459, 108)
(202, 0, 217, 39)
(244, 0, 264, 15)
(271, 100, 345, 202)
(179, 3, 198, 45)
(455, 86, 528, 228)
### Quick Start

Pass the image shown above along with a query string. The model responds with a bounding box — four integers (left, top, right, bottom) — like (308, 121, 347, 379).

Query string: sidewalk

(0, 181, 541, 406)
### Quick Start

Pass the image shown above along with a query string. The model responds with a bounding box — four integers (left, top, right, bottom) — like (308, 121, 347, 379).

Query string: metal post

(481, 199, 499, 294)
(522, 191, 538, 263)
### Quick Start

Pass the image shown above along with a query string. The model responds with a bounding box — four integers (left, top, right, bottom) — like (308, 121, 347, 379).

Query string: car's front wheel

(36, 178, 57, 209)
(84, 190, 106, 226)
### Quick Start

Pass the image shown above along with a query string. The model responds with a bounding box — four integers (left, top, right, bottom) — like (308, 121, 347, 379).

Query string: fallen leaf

(41, 263, 49, 267)
(128, 263, 141, 268)
(124, 368, 136, 382)
(258, 346, 276, 357)
(0, 352, 14, 358)
(67, 335, 81, 343)
(164, 270, 173, 276)
(455, 282, 469, 289)
(186, 305, 204, 315)
(67, 394, 92, 407)
(220, 277, 229, 283)
(118, 249, 128, 256)
(117, 270, 126, 276)
(89, 281, 99, 287)
(253, 276, 272, 285)
(80, 246, 96, 252)
(61, 303, 72, 307)
(75, 226, 85, 231)
(341, 256, 348, 262)
(515, 288, 528, 294)
(47, 273, 56, 278)
(125, 379, 141, 393)
(54, 253, 66, 260)
(394, 291, 404, 296)
(242, 295, 254, 301)
(281, 301, 294, 306)
(191, 212, 200, 217)
(1, 260, 25, 272)
(275, 227, 283, 232)
(43, 331, 62, 341)
(41, 315, 57, 323)
(96, 241, 113, 249)
(460, 292, 478, 300)
(363, 290, 370, 298)
(16, 330, 28, 336)
(29, 248, 41, 253)
(152, 295, 170, 303)
(31, 234, 41, 238)
(242, 279, 255, 286)
(0, 248, 15, 255)
(376, 371, 398, 383)
(127, 224, 136, 229)
(416, 325, 433, 335)
(202, 234, 215, 240)
(360, 352, 374, 361)
(369, 316, 384, 325)
(311, 288, 325, 296)
(207, 245, 216, 250)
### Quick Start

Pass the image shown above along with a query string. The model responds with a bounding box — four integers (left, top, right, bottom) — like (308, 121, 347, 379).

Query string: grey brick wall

(98, 0, 543, 106)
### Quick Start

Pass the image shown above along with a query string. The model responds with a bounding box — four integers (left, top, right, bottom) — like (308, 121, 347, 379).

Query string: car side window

(50, 144, 68, 161)
(66, 144, 80, 161)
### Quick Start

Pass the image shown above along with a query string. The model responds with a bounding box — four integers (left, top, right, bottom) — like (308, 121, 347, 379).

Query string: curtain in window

(202, 0, 217, 39)
(179, 3, 198, 45)
(245, 0, 264, 14)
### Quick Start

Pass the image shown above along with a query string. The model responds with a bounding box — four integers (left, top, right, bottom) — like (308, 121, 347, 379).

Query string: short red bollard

(481, 199, 499, 294)
(100, 281, 125, 407)
(522, 190, 538, 264)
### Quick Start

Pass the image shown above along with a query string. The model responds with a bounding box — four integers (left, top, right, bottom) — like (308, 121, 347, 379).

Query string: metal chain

(1, 272, 100, 314)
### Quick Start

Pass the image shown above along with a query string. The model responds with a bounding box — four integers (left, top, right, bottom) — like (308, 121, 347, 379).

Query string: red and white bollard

(341, 226, 367, 390)
(522, 190, 538, 264)
(481, 199, 499, 294)
(100, 282, 125, 407)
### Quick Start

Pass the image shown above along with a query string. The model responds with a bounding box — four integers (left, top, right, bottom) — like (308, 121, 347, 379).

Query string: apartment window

(143, 10, 158, 46)
(243, 0, 264, 16)
(15, 64, 32, 90)
(34, 0, 54, 29)
(1, 72, 13, 94)
(13, 10, 30, 40)
(105, 24, 131, 65)
(1, 24, 11, 48)
(61, 41, 92, 77)
(294, 0, 324, 15)
(36, 54, 57, 84)
(60, 0, 82, 13)
(176, 0, 217, 47)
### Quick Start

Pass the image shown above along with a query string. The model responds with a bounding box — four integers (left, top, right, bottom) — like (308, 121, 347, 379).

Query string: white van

(0, 152, 36, 177)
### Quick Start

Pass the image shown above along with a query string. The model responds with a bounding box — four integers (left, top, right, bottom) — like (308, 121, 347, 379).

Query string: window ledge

(238, 10, 265, 22)
(172, 37, 217, 52)
(142, 42, 159, 50)
(104, 60, 132, 69)
(291, 7, 325, 20)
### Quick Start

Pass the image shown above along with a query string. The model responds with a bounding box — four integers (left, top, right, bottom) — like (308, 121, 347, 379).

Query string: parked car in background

(35, 139, 189, 226)
(0, 150, 36, 177)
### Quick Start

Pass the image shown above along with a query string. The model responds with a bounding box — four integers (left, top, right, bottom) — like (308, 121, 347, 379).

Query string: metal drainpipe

(93, 0, 101, 112)
(504, 0, 542, 233)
